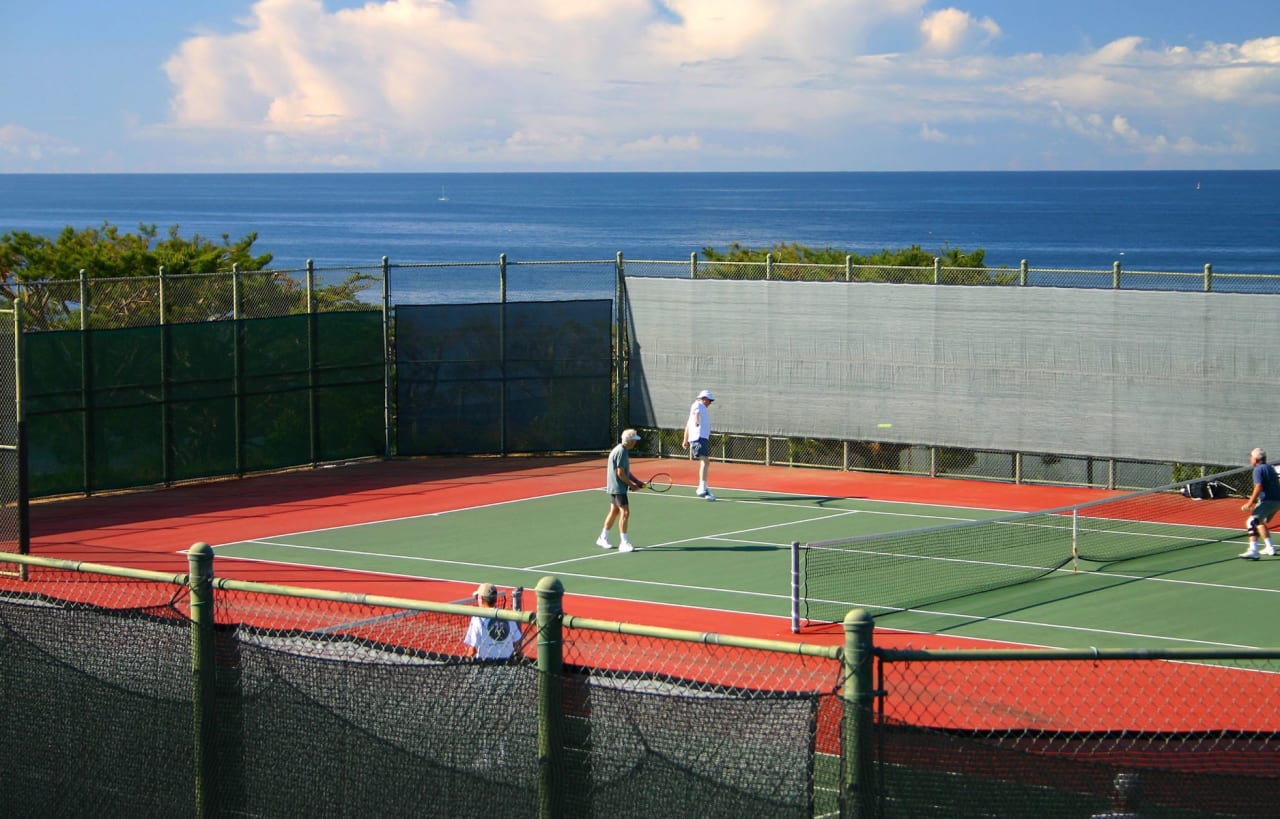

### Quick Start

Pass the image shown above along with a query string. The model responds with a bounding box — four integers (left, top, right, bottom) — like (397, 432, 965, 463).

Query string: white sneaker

(1240, 548, 1260, 560)
(619, 541, 634, 553)
(695, 488, 707, 497)
(1263, 546, 1276, 557)
(702, 491, 717, 501)
(596, 537, 613, 550)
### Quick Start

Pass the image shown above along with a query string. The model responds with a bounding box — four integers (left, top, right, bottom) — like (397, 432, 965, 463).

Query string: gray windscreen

(625, 277, 1263, 465)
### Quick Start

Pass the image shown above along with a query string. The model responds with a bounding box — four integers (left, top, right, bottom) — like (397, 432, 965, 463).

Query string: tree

(0, 223, 375, 330)
(698, 241, 1017, 285)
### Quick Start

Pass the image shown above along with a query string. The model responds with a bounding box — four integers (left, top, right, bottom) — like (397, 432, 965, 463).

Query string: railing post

(845, 254, 853, 283)
(79, 268, 88, 331)
(1112, 260, 1121, 289)
(305, 259, 315, 314)
(499, 254, 508, 455)
(536, 576, 565, 819)
(841, 609, 876, 819)
(690, 251, 697, 279)
(306, 260, 318, 466)
(381, 256, 392, 457)
(188, 542, 217, 819)
(1204, 263, 1213, 292)
(1020, 259, 1028, 286)
(933, 256, 942, 284)
(615, 252, 625, 444)
(766, 252, 773, 280)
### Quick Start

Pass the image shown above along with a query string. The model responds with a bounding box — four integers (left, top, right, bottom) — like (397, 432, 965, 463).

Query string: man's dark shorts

(690, 438, 710, 459)
(609, 492, 629, 507)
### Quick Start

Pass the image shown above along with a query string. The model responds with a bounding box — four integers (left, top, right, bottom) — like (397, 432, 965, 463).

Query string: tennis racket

(644, 472, 673, 492)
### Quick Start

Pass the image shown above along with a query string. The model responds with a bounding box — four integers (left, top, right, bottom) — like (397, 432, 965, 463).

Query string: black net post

(841, 609, 876, 819)
(188, 542, 217, 818)
(535, 575, 565, 818)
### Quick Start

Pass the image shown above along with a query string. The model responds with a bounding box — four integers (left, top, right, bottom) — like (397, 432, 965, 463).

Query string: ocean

(2, 170, 1277, 303)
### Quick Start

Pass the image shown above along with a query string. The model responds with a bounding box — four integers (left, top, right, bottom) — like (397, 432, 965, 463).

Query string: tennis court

(51, 454, 1269, 653)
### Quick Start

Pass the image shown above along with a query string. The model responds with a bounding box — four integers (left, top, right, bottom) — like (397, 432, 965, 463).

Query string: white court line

(203, 487, 600, 547)
(218, 539, 518, 573)
(530, 509, 862, 570)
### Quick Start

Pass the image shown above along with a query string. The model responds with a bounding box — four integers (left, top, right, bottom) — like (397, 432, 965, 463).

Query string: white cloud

(919, 123, 947, 142)
(920, 8, 1001, 54)
(0, 124, 80, 170)
(133, 1, 1280, 170)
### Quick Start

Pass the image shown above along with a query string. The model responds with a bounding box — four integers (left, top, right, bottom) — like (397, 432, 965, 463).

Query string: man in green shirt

(598, 428, 644, 553)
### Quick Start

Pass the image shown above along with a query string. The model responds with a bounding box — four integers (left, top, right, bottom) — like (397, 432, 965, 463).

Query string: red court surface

(30, 455, 1128, 648)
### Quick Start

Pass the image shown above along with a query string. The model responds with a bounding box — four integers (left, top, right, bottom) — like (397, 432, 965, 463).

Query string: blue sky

(2, 0, 1277, 173)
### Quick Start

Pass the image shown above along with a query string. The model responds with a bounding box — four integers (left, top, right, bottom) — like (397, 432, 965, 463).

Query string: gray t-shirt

(606, 443, 631, 494)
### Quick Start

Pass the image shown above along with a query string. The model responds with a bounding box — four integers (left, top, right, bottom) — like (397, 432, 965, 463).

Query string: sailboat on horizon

(437, 185, 449, 202)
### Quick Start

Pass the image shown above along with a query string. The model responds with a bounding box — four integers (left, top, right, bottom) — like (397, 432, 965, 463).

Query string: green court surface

(210, 482, 1280, 651)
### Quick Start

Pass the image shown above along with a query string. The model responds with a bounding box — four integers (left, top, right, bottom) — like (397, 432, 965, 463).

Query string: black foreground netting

(877, 725, 1280, 818)
(574, 674, 820, 818)
(395, 300, 612, 455)
(0, 595, 193, 817)
(216, 630, 820, 818)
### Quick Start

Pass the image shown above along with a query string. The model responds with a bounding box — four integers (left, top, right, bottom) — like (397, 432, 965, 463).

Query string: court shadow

(726, 495, 848, 507)
(641, 544, 787, 553)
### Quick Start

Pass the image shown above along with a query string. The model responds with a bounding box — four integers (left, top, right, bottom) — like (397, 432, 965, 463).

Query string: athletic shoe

(619, 541, 634, 553)
(1263, 546, 1276, 556)
(702, 491, 717, 501)
(695, 488, 707, 497)
(1239, 548, 1260, 560)
(596, 537, 613, 549)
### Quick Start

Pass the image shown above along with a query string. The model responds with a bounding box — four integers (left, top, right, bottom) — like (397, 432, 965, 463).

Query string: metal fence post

(188, 542, 217, 819)
(78, 269, 91, 493)
(159, 266, 171, 484)
(536, 576, 565, 819)
(381, 256, 392, 457)
(616, 251, 625, 444)
(841, 608, 876, 819)
(499, 254, 508, 455)
(690, 251, 697, 279)
(1020, 259, 1028, 286)
(1113, 260, 1121, 289)
(933, 256, 942, 284)
(1204, 263, 1213, 292)
(766, 253, 773, 280)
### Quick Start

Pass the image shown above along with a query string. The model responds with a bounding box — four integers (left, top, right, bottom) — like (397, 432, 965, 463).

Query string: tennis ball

(877, 423, 893, 429)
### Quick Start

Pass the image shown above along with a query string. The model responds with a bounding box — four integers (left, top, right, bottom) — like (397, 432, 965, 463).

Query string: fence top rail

(560, 613, 843, 659)
(0, 552, 189, 587)
(212, 576, 537, 624)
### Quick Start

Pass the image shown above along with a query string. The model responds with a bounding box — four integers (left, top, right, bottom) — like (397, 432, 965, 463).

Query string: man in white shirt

(683, 389, 716, 500)
(464, 583, 521, 659)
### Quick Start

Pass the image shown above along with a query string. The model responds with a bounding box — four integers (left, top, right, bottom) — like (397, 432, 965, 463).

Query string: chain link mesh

(876, 652, 1280, 817)
(5, 554, 1280, 816)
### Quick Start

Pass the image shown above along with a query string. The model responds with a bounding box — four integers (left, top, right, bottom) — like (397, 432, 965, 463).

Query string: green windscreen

(395, 300, 612, 456)
(21, 311, 384, 496)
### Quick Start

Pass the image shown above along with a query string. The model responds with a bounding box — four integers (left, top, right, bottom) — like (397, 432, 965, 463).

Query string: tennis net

(793, 467, 1251, 628)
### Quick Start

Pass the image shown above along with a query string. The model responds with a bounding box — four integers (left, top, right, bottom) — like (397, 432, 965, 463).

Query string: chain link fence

(3, 549, 1279, 816)
(627, 256, 1280, 293)
(0, 549, 846, 818)
(7, 257, 1277, 491)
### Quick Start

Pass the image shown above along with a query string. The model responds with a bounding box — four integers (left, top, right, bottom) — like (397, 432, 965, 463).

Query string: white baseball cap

(697, 390, 715, 401)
